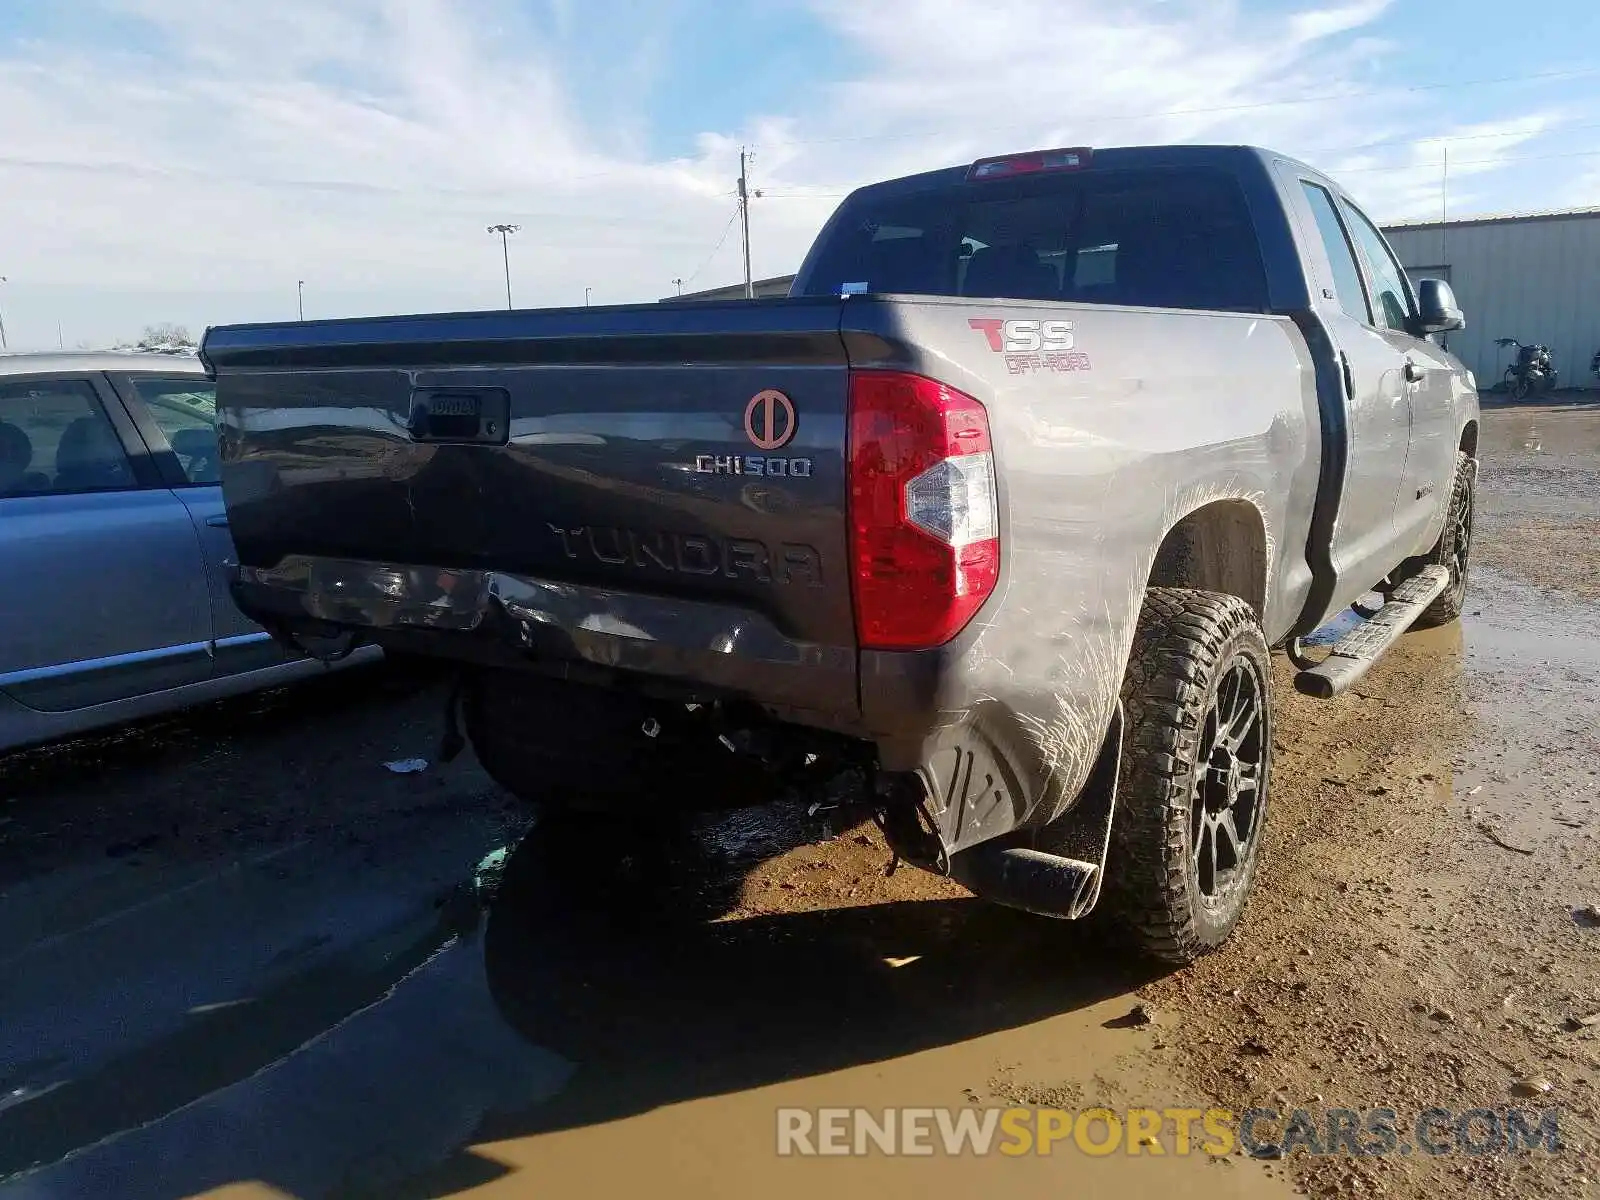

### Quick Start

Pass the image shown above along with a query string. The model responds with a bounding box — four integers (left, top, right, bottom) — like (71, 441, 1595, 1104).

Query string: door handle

(205, 514, 230, 529)
(1403, 360, 1425, 385)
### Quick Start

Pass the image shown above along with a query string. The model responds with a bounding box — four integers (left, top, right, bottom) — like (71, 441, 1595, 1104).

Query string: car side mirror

(1414, 278, 1464, 335)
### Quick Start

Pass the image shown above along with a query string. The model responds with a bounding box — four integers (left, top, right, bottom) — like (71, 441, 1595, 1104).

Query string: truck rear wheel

(462, 670, 773, 813)
(464, 670, 662, 812)
(1102, 589, 1273, 965)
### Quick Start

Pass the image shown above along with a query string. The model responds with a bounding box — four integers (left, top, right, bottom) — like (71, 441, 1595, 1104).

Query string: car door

(1290, 177, 1417, 603)
(0, 372, 213, 712)
(1335, 197, 1460, 561)
(108, 370, 294, 676)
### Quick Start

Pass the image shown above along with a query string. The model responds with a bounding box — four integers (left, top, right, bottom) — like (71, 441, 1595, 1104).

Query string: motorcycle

(1495, 337, 1558, 400)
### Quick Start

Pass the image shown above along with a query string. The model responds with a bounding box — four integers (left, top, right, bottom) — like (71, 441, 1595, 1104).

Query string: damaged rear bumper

(231, 556, 860, 729)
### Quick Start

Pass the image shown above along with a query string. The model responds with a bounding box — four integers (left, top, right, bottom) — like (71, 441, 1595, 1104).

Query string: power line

(1333, 145, 1600, 173)
(754, 141, 1600, 202)
(682, 206, 741, 286)
(1309, 120, 1600, 156)
(773, 66, 1600, 148)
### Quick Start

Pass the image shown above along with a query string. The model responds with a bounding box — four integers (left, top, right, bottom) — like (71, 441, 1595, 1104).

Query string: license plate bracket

(408, 387, 510, 444)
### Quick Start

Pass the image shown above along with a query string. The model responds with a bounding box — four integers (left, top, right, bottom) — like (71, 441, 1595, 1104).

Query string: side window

(129, 377, 219, 485)
(1340, 200, 1415, 334)
(1300, 182, 1371, 325)
(0, 379, 136, 499)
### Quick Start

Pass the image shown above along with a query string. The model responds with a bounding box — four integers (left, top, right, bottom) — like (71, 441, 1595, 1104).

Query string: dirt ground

(1, 402, 1598, 1200)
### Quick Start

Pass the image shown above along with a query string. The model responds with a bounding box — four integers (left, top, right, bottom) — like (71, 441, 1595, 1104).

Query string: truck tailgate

(203, 300, 858, 716)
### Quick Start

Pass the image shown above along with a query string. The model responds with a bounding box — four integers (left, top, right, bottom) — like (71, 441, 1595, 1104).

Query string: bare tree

(135, 323, 198, 354)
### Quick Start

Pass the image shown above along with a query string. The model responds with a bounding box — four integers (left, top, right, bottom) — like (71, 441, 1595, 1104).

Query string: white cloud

(0, 0, 1581, 348)
(1286, 0, 1392, 43)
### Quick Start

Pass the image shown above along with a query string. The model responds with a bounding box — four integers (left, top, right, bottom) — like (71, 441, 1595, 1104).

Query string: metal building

(662, 275, 795, 303)
(1383, 207, 1600, 390)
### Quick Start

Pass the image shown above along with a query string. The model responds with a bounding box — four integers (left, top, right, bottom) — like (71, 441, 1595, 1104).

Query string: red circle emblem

(744, 389, 797, 451)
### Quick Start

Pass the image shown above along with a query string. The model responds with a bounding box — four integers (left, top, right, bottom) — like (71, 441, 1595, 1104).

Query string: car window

(129, 376, 220, 485)
(1339, 200, 1415, 334)
(799, 166, 1271, 313)
(0, 379, 137, 498)
(1300, 182, 1371, 325)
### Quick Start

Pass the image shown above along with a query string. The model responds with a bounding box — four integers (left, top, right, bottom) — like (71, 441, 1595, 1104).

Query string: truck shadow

(415, 812, 1163, 1184)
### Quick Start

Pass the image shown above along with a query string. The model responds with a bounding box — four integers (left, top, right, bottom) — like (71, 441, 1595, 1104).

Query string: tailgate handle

(408, 387, 511, 444)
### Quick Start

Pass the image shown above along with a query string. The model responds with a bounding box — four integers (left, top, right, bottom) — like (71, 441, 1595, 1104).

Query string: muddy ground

(1, 401, 1598, 1199)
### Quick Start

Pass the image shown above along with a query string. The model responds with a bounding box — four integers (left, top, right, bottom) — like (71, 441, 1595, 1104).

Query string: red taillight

(847, 371, 1000, 651)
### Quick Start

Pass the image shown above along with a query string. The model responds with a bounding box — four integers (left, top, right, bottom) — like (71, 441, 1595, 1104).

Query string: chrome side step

(1293, 565, 1451, 699)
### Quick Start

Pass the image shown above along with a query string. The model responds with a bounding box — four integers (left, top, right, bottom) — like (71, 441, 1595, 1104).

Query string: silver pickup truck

(202, 143, 1478, 963)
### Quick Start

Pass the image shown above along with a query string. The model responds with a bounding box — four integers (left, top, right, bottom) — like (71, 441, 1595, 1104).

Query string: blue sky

(1, 0, 1597, 348)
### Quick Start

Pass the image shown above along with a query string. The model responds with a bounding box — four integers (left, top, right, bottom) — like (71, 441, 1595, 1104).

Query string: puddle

(0, 811, 565, 1200)
(1479, 406, 1600, 522)
(0, 802, 1292, 1199)
(1445, 565, 1600, 851)
(1300, 601, 1376, 647)
(1458, 565, 1600, 679)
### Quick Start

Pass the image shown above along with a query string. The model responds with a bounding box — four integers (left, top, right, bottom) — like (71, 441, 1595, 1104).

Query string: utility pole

(1440, 145, 1450, 267)
(738, 147, 754, 299)
(671, 277, 684, 296)
(0, 276, 8, 352)
(585, 287, 592, 307)
(297, 279, 305, 322)
(487, 224, 520, 309)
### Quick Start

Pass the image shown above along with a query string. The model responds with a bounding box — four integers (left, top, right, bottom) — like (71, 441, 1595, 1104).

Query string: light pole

(297, 279, 305, 321)
(671, 277, 684, 296)
(487, 224, 520, 309)
(585, 287, 592, 307)
(0, 276, 8, 351)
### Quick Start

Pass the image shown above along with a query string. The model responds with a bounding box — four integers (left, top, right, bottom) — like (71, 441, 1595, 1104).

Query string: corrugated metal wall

(1384, 213, 1600, 389)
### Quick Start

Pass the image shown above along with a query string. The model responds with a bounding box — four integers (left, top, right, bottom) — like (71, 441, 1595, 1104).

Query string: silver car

(0, 352, 377, 753)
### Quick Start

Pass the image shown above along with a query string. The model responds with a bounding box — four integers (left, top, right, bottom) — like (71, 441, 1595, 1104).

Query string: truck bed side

(839, 295, 1318, 841)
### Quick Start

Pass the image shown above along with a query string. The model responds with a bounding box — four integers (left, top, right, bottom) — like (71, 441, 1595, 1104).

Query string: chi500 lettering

(969, 318, 1076, 353)
(694, 454, 813, 478)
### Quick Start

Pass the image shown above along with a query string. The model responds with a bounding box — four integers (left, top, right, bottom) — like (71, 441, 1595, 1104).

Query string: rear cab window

(797, 166, 1271, 313)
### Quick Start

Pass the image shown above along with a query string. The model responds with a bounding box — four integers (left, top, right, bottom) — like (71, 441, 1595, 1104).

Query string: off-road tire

(1101, 589, 1273, 965)
(1390, 450, 1474, 630)
(462, 669, 772, 813)
(462, 670, 662, 811)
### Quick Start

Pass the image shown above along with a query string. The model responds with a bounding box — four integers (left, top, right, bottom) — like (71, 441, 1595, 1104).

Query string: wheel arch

(1146, 498, 1271, 621)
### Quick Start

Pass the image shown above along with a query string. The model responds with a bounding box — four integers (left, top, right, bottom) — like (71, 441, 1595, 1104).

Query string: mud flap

(948, 703, 1123, 920)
